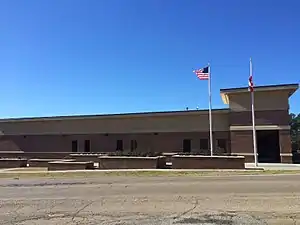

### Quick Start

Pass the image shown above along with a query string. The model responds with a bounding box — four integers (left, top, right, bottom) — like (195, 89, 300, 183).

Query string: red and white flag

(248, 74, 254, 92)
(248, 59, 254, 92)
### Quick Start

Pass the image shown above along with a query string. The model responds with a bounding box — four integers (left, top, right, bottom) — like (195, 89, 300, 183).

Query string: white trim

(232, 153, 254, 156)
(230, 125, 290, 131)
(232, 153, 293, 157)
(280, 153, 293, 157)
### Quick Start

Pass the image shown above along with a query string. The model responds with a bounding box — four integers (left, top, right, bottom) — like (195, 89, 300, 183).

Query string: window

(72, 140, 78, 153)
(116, 140, 123, 151)
(217, 139, 227, 153)
(84, 140, 91, 152)
(183, 139, 191, 153)
(130, 140, 137, 152)
(200, 139, 209, 150)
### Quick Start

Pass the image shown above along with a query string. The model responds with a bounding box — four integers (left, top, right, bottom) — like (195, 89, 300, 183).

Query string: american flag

(193, 66, 210, 80)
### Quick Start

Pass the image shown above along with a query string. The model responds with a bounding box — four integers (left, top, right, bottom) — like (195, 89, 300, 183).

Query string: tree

(290, 113, 300, 151)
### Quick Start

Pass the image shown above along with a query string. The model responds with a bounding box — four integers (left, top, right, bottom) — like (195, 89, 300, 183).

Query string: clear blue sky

(0, 0, 299, 118)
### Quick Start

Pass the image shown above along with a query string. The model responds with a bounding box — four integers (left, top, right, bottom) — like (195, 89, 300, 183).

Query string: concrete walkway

(0, 163, 299, 173)
(246, 163, 300, 170)
(0, 168, 262, 173)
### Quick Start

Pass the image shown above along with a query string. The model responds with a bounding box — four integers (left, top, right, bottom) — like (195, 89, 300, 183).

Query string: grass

(0, 169, 300, 179)
(4, 167, 48, 172)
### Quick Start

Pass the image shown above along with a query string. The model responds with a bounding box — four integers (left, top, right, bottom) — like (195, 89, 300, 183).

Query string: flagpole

(250, 58, 258, 167)
(208, 63, 213, 156)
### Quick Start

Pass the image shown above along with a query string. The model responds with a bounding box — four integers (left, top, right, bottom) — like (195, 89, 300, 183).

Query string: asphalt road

(0, 174, 300, 224)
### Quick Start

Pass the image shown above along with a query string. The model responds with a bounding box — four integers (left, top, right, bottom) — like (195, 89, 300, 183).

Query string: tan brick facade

(0, 131, 231, 154)
(230, 130, 253, 154)
(0, 83, 297, 163)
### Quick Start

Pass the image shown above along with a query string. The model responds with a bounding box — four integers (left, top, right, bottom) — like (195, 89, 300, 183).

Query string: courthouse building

(0, 83, 298, 163)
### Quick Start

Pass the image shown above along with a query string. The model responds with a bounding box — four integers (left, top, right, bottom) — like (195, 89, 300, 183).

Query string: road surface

(0, 174, 299, 224)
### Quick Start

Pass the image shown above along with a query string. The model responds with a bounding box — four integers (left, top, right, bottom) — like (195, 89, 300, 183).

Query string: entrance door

(257, 130, 280, 163)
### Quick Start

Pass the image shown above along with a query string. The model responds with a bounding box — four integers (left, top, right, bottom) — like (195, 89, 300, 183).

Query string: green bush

(107, 151, 163, 157)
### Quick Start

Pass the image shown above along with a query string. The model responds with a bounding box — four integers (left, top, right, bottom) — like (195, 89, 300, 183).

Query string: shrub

(107, 151, 163, 157)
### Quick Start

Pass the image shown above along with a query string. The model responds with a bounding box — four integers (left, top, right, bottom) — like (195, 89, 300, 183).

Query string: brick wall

(230, 130, 253, 154)
(98, 156, 159, 169)
(172, 155, 245, 169)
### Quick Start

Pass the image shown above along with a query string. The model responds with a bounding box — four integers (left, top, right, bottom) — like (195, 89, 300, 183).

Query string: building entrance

(257, 130, 280, 163)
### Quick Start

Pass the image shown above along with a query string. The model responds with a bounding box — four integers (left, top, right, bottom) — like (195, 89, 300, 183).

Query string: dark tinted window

(183, 139, 191, 153)
(217, 139, 227, 152)
(84, 140, 91, 152)
(72, 140, 78, 152)
(200, 139, 209, 150)
(130, 140, 137, 151)
(116, 140, 123, 151)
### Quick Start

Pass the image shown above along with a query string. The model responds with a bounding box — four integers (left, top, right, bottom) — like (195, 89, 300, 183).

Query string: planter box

(0, 151, 24, 159)
(0, 158, 27, 168)
(157, 156, 167, 169)
(24, 152, 71, 159)
(162, 153, 178, 162)
(70, 153, 106, 162)
(98, 156, 160, 169)
(162, 153, 178, 169)
(28, 159, 58, 167)
(172, 155, 245, 169)
(48, 160, 94, 171)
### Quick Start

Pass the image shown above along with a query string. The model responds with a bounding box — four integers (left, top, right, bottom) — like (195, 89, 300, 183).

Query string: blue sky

(0, 0, 299, 118)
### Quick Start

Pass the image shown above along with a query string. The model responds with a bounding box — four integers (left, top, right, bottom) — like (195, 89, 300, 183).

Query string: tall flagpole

(208, 63, 213, 156)
(250, 58, 258, 167)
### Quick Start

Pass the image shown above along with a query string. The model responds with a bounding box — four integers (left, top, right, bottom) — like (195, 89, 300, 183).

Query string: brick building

(0, 83, 298, 163)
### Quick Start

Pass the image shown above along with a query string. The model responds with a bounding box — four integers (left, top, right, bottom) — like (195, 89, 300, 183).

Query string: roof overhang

(0, 109, 229, 123)
(220, 83, 299, 104)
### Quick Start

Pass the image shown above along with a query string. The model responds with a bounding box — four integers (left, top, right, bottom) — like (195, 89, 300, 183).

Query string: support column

(230, 130, 254, 162)
(279, 130, 293, 163)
